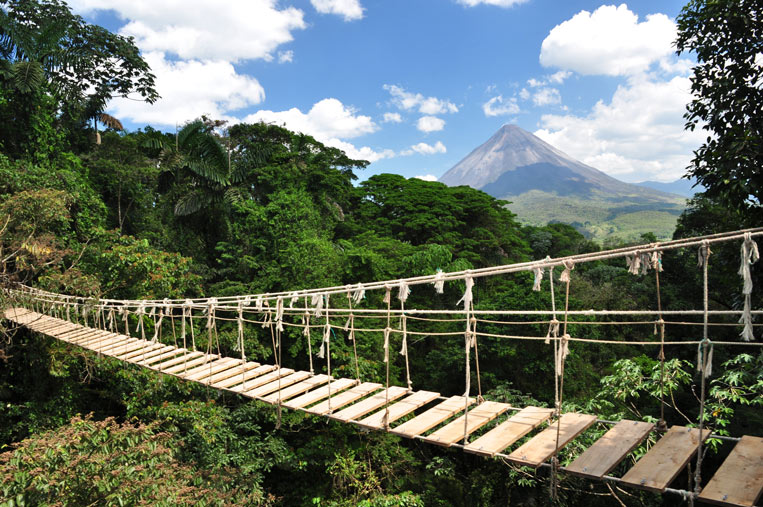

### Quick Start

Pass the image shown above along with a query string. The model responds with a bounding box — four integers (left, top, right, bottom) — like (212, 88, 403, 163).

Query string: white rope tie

(457, 274, 474, 310)
(433, 269, 445, 294)
(312, 293, 324, 317)
(559, 260, 575, 283)
(398, 280, 410, 302)
(556, 334, 570, 373)
(382, 326, 390, 363)
(275, 296, 284, 332)
(289, 292, 299, 308)
(626, 252, 641, 275)
(303, 297, 314, 374)
(739, 233, 759, 341)
(532, 265, 544, 292)
(351, 283, 365, 304)
(135, 302, 146, 340)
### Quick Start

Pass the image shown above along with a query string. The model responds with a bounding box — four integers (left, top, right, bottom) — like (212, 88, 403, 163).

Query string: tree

(676, 0, 763, 217)
(0, 0, 157, 156)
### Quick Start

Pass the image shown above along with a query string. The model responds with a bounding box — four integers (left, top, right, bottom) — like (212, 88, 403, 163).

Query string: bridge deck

(6, 308, 761, 507)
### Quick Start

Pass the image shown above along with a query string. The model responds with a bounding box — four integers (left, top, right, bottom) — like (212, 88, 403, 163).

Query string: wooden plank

(66, 329, 110, 343)
(357, 390, 440, 430)
(31, 321, 72, 334)
(150, 351, 205, 371)
(211, 364, 277, 389)
(620, 426, 711, 493)
(697, 435, 763, 507)
(282, 378, 357, 410)
(98, 339, 147, 355)
(178, 358, 241, 381)
(162, 355, 218, 375)
(118, 343, 171, 361)
(330, 386, 410, 423)
(507, 413, 597, 467)
(136, 348, 188, 366)
(243, 371, 311, 398)
(391, 396, 476, 438)
(464, 406, 555, 457)
(227, 368, 294, 393)
(47, 323, 83, 337)
(307, 382, 383, 416)
(206, 361, 262, 385)
(421, 401, 511, 447)
(260, 374, 329, 403)
(566, 420, 654, 479)
(54, 327, 91, 340)
(72, 331, 120, 346)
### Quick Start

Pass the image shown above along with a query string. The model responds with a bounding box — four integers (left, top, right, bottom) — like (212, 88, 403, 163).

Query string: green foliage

(0, 415, 261, 506)
(676, 0, 763, 217)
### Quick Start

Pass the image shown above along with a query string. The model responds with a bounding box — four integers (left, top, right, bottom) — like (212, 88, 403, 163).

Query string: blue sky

(70, 0, 700, 183)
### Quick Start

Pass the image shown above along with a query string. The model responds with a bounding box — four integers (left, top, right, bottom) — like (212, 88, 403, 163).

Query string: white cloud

(482, 95, 520, 117)
(527, 78, 544, 88)
(311, 0, 364, 20)
(107, 52, 265, 126)
(244, 98, 392, 162)
(534, 75, 705, 181)
(519, 88, 530, 100)
(245, 98, 377, 139)
(457, 0, 528, 7)
(383, 112, 402, 123)
(402, 141, 447, 156)
(532, 87, 561, 106)
(540, 4, 676, 76)
(416, 116, 446, 132)
(278, 50, 294, 63)
(414, 174, 439, 181)
(68, 0, 306, 62)
(384, 85, 459, 115)
(547, 70, 571, 84)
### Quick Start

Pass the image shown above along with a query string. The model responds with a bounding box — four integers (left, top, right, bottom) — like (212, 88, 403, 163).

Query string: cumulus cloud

(416, 116, 446, 132)
(457, 0, 528, 7)
(532, 87, 561, 106)
(384, 85, 459, 115)
(107, 52, 265, 126)
(278, 50, 294, 63)
(310, 0, 364, 20)
(68, 0, 305, 62)
(414, 174, 439, 181)
(402, 141, 447, 156)
(482, 95, 520, 117)
(534, 75, 705, 181)
(540, 4, 676, 76)
(383, 112, 403, 123)
(245, 98, 392, 162)
(246, 98, 377, 139)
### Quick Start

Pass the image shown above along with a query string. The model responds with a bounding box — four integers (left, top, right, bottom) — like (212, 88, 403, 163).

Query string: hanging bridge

(4, 228, 763, 506)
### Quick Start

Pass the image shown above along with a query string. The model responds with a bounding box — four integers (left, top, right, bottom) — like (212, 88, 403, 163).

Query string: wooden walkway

(6, 308, 763, 507)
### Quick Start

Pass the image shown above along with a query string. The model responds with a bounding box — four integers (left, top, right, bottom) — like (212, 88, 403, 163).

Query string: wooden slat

(66, 329, 110, 343)
(306, 382, 382, 416)
(357, 390, 440, 430)
(227, 368, 294, 393)
(119, 343, 172, 361)
(421, 401, 511, 447)
(282, 378, 357, 410)
(330, 386, 410, 423)
(206, 361, 262, 385)
(244, 371, 311, 398)
(621, 426, 711, 493)
(464, 406, 555, 457)
(178, 358, 240, 381)
(260, 374, 329, 403)
(391, 396, 476, 438)
(697, 435, 763, 506)
(162, 355, 218, 375)
(47, 323, 79, 336)
(73, 331, 122, 346)
(211, 364, 276, 389)
(136, 348, 187, 366)
(150, 351, 205, 371)
(507, 413, 597, 467)
(99, 339, 147, 355)
(31, 321, 71, 334)
(53, 326, 90, 340)
(566, 420, 653, 479)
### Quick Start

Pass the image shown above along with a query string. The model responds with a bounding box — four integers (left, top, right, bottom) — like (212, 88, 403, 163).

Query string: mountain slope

(439, 125, 687, 241)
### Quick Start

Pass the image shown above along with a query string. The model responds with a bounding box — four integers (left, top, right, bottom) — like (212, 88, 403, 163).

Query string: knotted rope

(383, 285, 392, 429)
(345, 287, 361, 381)
(303, 296, 314, 375)
(739, 233, 759, 341)
(694, 241, 713, 497)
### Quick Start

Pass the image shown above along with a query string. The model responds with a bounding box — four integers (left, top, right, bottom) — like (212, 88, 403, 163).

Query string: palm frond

(11, 60, 44, 94)
(173, 189, 207, 216)
(98, 113, 123, 131)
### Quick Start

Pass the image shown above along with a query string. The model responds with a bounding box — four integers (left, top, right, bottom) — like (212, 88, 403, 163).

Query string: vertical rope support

(398, 280, 412, 391)
(739, 233, 759, 341)
(345, 290, 361, 382)
(325, 295, 332, 413)
(654, 251, 668, 431)
(304, 296, 314, 375)
(459, 274, 475, 445)
(383, 285, 392, 430)
(237, 301, 247, 391)
(694, 242, 713, 497)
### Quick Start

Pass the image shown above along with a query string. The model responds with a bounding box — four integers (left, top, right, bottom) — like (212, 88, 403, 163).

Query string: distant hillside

(636, 178, 703, 198)
(439, 125, 687, 242)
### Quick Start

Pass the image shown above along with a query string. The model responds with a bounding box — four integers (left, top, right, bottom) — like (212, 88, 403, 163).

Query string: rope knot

(352, 283, 366, 304)
(697, 338, 714, 378)
(697, 241, 712, 269)
(433, 269, 445, 294)
(398, 280, 411, 303)
(532, 264, 544, 291)
(457, 276, 474, 311)
(739, 233, 760, 341)
(559, 261, 575, 283)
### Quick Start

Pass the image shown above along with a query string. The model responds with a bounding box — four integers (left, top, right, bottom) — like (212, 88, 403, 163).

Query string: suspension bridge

(4, 228, 763, 506)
